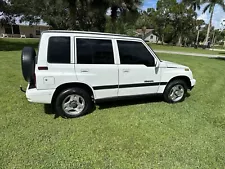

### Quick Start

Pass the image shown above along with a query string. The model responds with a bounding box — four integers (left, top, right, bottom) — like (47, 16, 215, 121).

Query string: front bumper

(190, 79, 196, 90)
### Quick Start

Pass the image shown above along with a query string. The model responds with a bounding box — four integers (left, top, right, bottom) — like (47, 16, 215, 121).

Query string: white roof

(42, 30, 141, 40)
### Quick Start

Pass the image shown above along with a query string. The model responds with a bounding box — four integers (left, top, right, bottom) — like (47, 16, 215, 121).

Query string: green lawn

(149, 43, 225, 56)
(0, 38, 39, 51)
(1, 39, 225, 168)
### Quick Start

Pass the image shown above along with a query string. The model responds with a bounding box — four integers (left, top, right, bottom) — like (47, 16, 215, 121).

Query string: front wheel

(55, 88, 93, 118)
(163, 80, 187, 103)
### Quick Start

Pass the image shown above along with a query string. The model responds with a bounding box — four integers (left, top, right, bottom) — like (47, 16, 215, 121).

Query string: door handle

(81, 69, 89, 73)
(123, 69, 130, 73)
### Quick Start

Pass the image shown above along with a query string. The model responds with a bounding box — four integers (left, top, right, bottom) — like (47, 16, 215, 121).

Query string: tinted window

(77, 39, 114, 64)
(48, 37, 70, 64)
(117, 41, 155, 66)
(4, 25, 20, 34)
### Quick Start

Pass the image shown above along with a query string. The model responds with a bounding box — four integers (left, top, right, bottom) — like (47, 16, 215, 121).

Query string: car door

(75, 37, 119, 100)
(117, 40, 161, 97)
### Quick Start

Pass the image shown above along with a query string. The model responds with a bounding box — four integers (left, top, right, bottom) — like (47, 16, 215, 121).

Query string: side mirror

(155, 60, 159, 68)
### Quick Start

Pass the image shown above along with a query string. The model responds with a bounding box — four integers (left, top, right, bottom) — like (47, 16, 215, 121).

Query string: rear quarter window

(47, 37, 71, 64)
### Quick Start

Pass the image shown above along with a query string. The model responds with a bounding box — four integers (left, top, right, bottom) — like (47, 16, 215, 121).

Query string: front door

(116, 40, 161, 96)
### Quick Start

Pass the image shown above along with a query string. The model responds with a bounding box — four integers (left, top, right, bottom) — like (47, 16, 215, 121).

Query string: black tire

(55, 88, 93, 118)
(163, 80, 187, 103)
(21, 47, 36, 82)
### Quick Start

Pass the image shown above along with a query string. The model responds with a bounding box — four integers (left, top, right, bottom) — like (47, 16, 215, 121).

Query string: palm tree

(195, 19, 205, 46)
(182, 0, 202, 10)
(183, 0, 202, 47)
(202, 0, 225, 46)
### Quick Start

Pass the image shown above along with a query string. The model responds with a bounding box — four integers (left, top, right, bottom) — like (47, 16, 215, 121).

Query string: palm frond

(216, 0, 225, 11)
(202, 3, 211, 13)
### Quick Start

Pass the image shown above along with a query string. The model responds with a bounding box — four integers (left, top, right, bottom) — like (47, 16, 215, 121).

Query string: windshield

(145, 42, 162, 62)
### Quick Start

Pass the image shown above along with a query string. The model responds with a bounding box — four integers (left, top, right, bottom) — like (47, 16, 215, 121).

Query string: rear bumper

(25, 85, 55, 104)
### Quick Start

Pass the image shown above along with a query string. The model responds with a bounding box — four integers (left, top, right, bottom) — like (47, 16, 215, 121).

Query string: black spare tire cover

(21, 47, 36, 82)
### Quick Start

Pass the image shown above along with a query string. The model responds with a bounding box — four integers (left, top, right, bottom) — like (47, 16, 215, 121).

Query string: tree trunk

(212, 31, 215, 47)
(142, 26, 146, 40)
(68, 0, 77, 30)
(161, 35, 164, 45)
(111, 6, 118, 33)
(213, 36, 217, 47)
(176, 34, 182, 46)
(184, 38, 187, 47)
(195, 14, 198, 46)
(196, 29, 200, 45)
(204, 5, 214, 45)
(11, 24, 14, 37)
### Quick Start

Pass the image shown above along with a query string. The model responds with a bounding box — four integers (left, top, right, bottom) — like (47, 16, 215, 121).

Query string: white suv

(20, 30, 196, 118)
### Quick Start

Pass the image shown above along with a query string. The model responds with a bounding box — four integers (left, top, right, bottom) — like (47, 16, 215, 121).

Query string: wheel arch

(51, 82, 95, 104)
(167, 76, 191, 90)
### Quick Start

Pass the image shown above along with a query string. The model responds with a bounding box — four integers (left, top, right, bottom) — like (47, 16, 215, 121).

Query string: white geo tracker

(20, 30, 196, 118)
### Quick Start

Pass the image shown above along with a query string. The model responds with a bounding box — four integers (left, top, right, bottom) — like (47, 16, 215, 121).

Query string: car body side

(26, 31, 196, 104)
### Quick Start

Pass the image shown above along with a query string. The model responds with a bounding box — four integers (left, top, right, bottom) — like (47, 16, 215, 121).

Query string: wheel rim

(62, 94, 85, 115)
(169, 84, 185, 102)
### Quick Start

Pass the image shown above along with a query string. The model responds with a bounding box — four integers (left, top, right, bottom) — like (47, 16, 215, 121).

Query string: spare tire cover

(21, 47, 36, 82)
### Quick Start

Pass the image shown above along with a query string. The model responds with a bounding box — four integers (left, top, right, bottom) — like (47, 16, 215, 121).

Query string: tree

(150, 0, 197, 45)
(182, 0, 202, 10)
(202, 0, 225, 45)
(105, 8, 139, 35)
(135, 10, 152, 39)
(151, 0, 174, 44)
(182, 0, 202, 47)
(108, 0, 143, 32)
(195, 19, 205, 45)
(168, 2, 196, 46)
(9, 0, 143, 32)
(0, 0, 19, 36)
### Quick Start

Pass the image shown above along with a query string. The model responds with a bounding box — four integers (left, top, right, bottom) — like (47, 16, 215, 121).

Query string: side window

(117, 40, 155, 66)
(77, 38, 114, 64)
(47, 37, 71, 64)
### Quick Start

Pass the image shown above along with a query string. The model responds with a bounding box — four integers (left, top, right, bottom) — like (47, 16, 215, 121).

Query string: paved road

(154, 50, 225, 58)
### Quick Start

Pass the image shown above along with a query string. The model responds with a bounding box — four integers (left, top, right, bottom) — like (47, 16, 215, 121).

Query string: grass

(0, 38, 39, 51)
(1, 39, 225, 168)
(149, 43, 225, 56)
(213, 45, 225, 50)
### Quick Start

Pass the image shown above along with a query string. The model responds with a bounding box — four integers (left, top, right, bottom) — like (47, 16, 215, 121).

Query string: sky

(141, 0, 225, 29)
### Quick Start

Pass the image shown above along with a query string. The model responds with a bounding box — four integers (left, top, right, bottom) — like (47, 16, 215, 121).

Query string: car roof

(42, 30, 141, 40)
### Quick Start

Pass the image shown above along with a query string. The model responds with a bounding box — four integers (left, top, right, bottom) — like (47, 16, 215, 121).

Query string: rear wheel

(55, 88, 93, 118)
(163, 80, 187, 103)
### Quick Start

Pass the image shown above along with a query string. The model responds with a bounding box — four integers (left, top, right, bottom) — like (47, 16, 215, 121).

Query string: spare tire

(21, 47, 36, 82)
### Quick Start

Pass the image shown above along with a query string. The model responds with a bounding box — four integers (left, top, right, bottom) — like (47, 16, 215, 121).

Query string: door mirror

(155, 60, 159, 68)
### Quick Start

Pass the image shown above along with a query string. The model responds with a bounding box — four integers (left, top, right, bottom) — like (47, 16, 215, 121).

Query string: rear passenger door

(75, 38, 119, 99)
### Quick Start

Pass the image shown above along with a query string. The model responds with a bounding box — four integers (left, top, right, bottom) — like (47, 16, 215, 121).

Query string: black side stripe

(93, 85, 118, 90)
(93, 82, 167, 90)
(160, 82, 167, 85)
